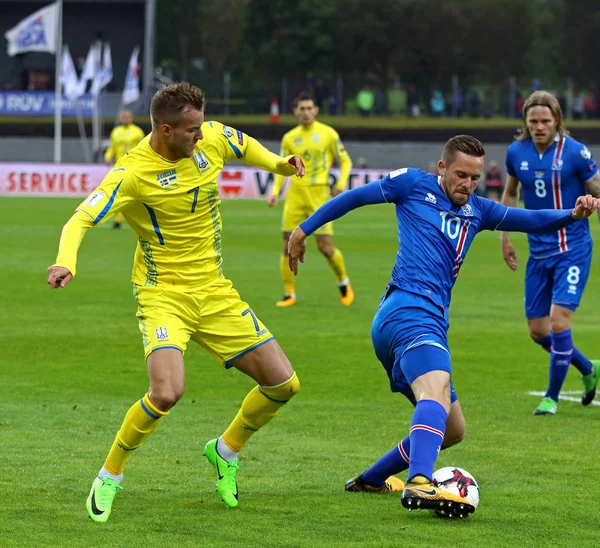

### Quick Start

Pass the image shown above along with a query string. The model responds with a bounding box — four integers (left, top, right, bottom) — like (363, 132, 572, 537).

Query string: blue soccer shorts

(525, 243, 593, 319)
(371, 287, 458, 406)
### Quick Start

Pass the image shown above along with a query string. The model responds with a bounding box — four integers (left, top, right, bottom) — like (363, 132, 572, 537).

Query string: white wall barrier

(0, 162, 388, 198)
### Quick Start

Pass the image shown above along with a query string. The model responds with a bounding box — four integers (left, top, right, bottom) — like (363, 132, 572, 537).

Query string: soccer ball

(431, 466, 479, 518)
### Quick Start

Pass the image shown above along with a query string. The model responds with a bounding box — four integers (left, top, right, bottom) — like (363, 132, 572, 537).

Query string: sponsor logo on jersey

(551, 158, 563, 171)
(193, 150, 210, 173)
(581, 146, 592, 160)
(84, 190, 106, 207)
(294, 138, 303, 145)
(155, 327, 169, 341)
(237, 129, 244, 145)
(425, 192, 437, 204)
(156, 169, 179, 190)
(461, 204, 473, 216)
(520, 161, 529, 171)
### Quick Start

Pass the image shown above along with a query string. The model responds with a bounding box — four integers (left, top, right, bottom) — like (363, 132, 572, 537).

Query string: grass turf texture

(1, 198, 599, 547)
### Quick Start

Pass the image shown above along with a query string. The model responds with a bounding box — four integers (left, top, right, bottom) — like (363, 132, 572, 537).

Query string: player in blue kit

(502, 91, 600, 416)
(287, 135, 600, 517)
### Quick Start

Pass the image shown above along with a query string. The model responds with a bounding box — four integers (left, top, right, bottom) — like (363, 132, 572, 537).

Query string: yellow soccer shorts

(282, 183, 333, 235)
(133, 279, 273, 367)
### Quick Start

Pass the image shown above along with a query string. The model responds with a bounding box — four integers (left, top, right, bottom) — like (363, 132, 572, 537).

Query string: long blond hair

(516, 91, 569, 141)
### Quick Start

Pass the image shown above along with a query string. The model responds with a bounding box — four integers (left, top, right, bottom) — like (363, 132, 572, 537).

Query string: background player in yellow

(268, 91, 354, 307)
(104, 109, 146, 229)
(47, 83, 305, 522)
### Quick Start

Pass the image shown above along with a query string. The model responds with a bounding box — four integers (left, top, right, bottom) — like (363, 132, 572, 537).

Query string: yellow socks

(327, 248, 348, 283)
(280, 254, 296, 296)
(222, 373, 301, 452)
(103, 393, 168, 476)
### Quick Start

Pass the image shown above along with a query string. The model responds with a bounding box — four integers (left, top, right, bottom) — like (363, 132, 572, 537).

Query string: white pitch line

(527, 391, 600, 407)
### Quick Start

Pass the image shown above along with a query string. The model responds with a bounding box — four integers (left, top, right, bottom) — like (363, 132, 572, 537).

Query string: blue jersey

(506, 135, 597, 258)
(300, 167, 579, 313)
(379, 168, 509, 310)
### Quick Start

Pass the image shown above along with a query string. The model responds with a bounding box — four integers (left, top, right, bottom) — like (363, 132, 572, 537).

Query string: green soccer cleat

(533, 396, 558, 416)
(86, 477, 123, 523)
(203, 439, 239, 508)
(581, 360, 600, 406)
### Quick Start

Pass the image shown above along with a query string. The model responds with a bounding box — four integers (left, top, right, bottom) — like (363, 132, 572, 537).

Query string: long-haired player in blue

(287, 135, 600, 517)
(502, 91, 600, 416)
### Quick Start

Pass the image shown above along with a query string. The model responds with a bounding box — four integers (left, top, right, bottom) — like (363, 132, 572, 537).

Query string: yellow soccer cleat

(276, 295, 297, 307)
(339, 283, 354, 306)
(345, 474, 404, 493)
(401, 475, 475, 518)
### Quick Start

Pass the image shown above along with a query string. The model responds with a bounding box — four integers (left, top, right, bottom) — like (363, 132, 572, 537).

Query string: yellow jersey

(104, 123, 146, 163)
(272, 120, 352, 194)
(55, 121, 297, 288)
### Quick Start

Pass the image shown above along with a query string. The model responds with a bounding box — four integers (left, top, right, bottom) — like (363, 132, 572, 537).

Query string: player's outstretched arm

(243, 137, 305, 178)
(495, 194, 600, 234)
(500, 174, 520, 271)
(47, 210, 95, 289)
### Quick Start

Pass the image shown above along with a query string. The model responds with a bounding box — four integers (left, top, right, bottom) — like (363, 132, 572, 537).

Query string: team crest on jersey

(222, 125, 234, 138)
(155, 327, 169, 341)
(520, 161, 529, 171)
(581, 146, 592, 160)
(535, 171, 544, 178)
(425, 192, 437, 204)
(461, 204, 473, 216)
(194, 150, 210, 173)
(313, 134, 321, 142)
(552, 159, 563, 171)
(156, 169, 179, 191)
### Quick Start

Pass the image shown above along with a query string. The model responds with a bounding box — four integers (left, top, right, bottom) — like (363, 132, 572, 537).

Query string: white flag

(91, 42, 113, 97)
(78, 43, 99, 90)
(122, 47, 141, 105)
(60, 45, 81, 102)
(5, 2, 59, 57)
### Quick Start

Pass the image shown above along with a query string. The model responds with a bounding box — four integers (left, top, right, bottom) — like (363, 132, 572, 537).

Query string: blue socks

(407, 400, 447, 481)
(361, 437, 410, 486)
(545, 330, 573, 402)
(532, 332, 593, 376)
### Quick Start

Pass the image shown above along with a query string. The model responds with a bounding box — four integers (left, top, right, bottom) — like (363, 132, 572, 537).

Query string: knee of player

(443, 425, 466, 448)
(529, 326, 548, 341)
(549, 318, 571, 334)
(150, 388, 184, 411)
(317, 244, 334, 257)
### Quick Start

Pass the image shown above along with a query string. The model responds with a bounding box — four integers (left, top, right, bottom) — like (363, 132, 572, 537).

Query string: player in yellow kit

(47, 83, 305, 522)
(104, 109, 146, 228)
(268, 92, 354, 307)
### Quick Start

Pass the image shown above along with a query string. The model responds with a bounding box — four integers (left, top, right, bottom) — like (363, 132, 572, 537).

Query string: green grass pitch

(1, 198, 599, 547)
